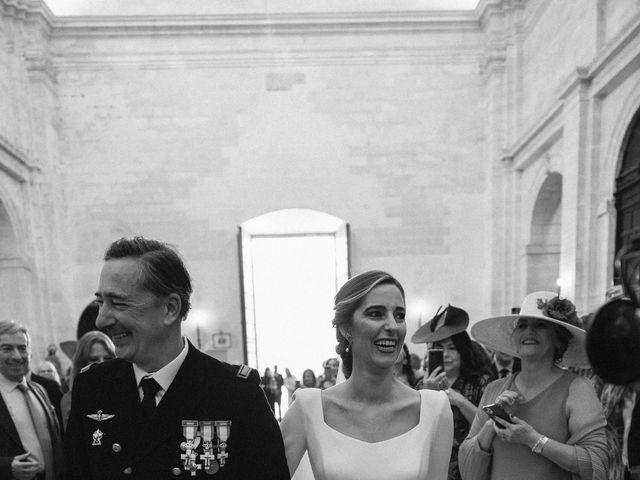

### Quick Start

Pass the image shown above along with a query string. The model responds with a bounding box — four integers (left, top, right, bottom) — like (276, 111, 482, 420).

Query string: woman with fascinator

(412, 305, 494, 480)
(281, 271, 453, 480)
(459, 292, 608, 480)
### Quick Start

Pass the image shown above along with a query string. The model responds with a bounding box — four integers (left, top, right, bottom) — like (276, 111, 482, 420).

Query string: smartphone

(482, 403, 514, 427)
(427, 348, 444, 375)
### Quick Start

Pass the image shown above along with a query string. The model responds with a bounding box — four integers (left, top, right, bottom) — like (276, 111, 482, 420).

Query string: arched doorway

(526, 172, 562, 292)
(0, 199, 25, 321)
(615, 109, 640, 278)
(238, 209, 349, 379)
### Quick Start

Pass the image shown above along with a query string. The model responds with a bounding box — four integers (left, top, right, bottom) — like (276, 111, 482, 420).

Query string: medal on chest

(179, 420, 232, 476)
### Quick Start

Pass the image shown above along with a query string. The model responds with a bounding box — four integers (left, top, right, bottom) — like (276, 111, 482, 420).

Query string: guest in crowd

(261, 367, 280, 417)
(597, 382, 635, 480)
(60, 330, 115, 427)
(460, 291, 609, 480)
(30, 361, 64, 431)
(412, 304, 493, 480)
(0, 321, 64, 480)
(64, 236, 289, 479)
(44, 344, 64, 384)
(316, 357, 339, 389)
(281, 270, 453, 479)
(36, 360, 62, 386)
(584, 290, 640, 480)
(283, 368, 298, 404)
(394, 344, 418, 387)
(300, 369, 317, 389)
(490, 350, 521, 379)
(273, 366, 284, 420)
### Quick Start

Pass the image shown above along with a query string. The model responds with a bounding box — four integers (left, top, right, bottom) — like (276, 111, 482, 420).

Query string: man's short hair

(0, 321, 30, 345)
(104, 236, 192, 318)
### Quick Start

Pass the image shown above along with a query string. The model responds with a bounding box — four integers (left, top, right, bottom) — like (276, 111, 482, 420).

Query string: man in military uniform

(64, 237, 290, 479)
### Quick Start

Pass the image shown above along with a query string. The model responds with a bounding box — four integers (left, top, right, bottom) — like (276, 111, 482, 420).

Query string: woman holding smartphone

(460, 292, 608, 480)
(412, 305, 493, 480)
(281, 271, 453, 480)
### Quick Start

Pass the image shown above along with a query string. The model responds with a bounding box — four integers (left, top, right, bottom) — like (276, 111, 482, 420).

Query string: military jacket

(64, 342, 289, 480)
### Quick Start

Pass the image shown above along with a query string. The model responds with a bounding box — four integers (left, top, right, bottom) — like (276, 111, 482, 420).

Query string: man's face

(0, 332, 30, 382)
(95, 258, 168, 368)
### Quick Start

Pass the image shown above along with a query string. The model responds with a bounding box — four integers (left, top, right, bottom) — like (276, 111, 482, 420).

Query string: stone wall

(3, 0, 640, 364)
(50, 9, 487, 362)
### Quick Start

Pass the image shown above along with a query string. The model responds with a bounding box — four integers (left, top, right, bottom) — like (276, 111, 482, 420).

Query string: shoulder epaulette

(236, 364, 252, 380)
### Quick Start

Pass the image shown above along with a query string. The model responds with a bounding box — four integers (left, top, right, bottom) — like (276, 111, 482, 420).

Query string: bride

(281, 270, 453, 480)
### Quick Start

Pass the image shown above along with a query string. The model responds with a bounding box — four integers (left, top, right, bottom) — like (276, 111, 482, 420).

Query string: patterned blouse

(448, 373, 493, 480)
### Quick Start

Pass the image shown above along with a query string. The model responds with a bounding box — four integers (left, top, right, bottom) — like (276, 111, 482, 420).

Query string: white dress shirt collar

(0, 371, 27, 394)
(132, 337, 189, 393)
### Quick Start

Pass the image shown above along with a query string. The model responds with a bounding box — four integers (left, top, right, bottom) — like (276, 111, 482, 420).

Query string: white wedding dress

(283, 388, 453, 480)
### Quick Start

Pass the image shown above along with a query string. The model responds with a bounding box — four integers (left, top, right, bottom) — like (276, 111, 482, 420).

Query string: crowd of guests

(282, 272, 638, 480)
(1, 235, 638, 480)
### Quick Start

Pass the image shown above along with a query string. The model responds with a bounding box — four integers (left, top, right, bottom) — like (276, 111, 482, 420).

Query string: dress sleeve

(565, 377, 609, 480)
(458, 381, 502, 480)
(425, 391, 454, 480)
(280, 389, 309, 476)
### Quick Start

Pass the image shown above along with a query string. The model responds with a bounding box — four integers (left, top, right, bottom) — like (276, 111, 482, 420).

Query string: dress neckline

(318, 389, 424, 445)
(508, 370, 568, 404)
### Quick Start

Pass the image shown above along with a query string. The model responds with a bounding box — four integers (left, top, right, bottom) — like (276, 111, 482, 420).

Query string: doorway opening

(238, 209, 349, 414)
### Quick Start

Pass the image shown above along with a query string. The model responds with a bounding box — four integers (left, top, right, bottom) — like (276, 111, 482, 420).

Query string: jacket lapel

(134, 342, 205, 461)
(110, 361, 142, 449)
(0, 390, 22, 449)
(28, 381, 64, 477)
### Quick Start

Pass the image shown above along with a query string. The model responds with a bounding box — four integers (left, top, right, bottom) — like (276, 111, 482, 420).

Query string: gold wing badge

(87, 410, 116, 422)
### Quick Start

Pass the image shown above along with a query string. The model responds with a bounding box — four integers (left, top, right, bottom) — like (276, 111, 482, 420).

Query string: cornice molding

(1, 0, 55, 25)
(52, 45, 483, 70)
(558, 67, 591, 101)
(476, 0, 503, 29)
(0, 257, 31, 270)
(0, 133, 37, 183)
(589, 11, 640, 97)
(49, 10, 480, 37)
(506, 101, 564, 170)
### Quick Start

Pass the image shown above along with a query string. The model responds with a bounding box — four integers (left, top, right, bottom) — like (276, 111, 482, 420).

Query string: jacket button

(112, 443, 122, 453)
(172, 467, 182, 476)
(123, 467, 133, 475)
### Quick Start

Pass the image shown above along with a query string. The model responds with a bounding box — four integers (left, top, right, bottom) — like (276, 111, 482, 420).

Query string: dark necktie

(499, 368, 509, 378)
(628, 397, 640, 468)
(17, 383, 54, 480)
(139, 377, 161, 423)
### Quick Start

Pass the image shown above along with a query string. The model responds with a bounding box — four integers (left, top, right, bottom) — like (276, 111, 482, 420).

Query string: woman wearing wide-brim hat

(459, 291, 609, 480)
(412, 305, 494, 480)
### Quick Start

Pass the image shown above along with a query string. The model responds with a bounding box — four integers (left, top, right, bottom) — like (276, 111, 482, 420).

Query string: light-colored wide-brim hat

(470, 291, 589, 368)
(411, 305, 469, 344)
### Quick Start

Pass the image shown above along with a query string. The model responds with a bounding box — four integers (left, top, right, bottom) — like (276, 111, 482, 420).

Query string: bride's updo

(333, 270, 405, 378)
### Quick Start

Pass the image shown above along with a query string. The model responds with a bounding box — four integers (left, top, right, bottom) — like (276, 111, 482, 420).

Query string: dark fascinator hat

(411, 305, 469, 344)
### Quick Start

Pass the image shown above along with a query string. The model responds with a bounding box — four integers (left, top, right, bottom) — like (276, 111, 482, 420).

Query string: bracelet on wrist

(531, 435, 548, 454)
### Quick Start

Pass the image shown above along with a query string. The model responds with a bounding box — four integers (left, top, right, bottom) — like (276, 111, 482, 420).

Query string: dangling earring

(345, 336, 352, 353)
(345, 344, 350, 353)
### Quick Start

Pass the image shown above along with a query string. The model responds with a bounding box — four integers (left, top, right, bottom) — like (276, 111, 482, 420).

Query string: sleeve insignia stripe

(236, 365, 251, 379)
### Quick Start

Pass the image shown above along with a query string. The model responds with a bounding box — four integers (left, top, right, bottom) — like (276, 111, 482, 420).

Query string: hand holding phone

(427, 348, 444, 375)
(482, 403, 514, 428)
